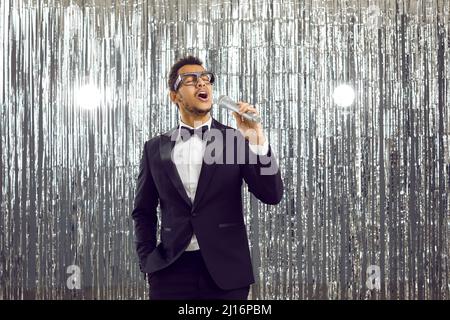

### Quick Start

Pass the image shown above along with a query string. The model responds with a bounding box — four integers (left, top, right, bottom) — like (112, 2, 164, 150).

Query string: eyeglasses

(173, 71, 215, 91)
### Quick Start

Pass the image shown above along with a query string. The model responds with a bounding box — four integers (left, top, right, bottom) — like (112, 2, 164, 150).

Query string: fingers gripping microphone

(217, 95, 261, 123)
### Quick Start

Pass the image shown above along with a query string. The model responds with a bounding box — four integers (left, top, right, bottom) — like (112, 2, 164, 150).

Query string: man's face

(170, 64, 213, 116)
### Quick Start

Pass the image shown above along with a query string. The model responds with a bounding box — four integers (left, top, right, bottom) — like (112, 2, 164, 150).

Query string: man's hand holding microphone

(218, 95, 266, 146)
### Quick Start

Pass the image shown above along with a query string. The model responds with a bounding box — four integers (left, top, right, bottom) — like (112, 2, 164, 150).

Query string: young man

(131, 56, 283, 300)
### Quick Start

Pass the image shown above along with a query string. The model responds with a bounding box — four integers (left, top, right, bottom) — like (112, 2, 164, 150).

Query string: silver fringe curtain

(0, 0, 449, 300)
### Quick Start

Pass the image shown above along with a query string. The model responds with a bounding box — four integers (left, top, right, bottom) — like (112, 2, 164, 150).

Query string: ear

(170, 90, 178, 103)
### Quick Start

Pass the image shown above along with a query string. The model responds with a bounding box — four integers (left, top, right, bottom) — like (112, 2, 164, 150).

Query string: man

(131, 56, 283, 300)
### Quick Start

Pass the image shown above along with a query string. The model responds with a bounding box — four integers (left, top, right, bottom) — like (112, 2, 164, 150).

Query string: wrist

(248, 133, 266, 146)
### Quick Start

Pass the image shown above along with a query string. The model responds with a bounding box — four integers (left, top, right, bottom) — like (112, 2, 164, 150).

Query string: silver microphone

(217, 95, 261, 123)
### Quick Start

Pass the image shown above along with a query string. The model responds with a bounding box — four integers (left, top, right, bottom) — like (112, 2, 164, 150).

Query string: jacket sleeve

(131, 140, 159, 272)
(240, 139, 284, 205)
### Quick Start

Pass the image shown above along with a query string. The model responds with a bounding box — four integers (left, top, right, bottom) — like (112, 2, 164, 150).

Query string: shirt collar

(178, 115, 212, 131)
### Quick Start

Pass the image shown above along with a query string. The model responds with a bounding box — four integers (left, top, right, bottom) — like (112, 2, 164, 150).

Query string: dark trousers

(148, 250, 250, 300)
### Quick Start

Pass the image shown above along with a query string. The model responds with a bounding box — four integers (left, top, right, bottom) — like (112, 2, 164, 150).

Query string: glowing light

(333, 84, 355, 107)
(76, 84, 101, 110)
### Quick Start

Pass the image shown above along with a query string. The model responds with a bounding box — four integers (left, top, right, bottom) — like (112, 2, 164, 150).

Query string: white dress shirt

(172, 115, 269, 251)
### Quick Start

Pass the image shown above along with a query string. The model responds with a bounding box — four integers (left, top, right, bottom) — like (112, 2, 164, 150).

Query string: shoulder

(143, 136, 159, 152)
(144, 125, 178, 149)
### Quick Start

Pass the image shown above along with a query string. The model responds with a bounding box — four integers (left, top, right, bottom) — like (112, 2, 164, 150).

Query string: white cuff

(249, 139, 269, 156)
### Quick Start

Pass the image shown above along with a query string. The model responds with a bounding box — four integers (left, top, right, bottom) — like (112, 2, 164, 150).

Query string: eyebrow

(180, 71, 207, 75)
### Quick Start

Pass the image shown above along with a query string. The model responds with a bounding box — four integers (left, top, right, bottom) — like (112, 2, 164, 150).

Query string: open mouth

(196, 91, 209, 102)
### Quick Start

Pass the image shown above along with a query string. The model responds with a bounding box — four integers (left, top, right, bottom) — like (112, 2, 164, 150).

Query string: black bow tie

(179, 125, 209, 141)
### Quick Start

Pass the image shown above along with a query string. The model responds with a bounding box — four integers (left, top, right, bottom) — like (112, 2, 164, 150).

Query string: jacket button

(192, 212, 197, 216)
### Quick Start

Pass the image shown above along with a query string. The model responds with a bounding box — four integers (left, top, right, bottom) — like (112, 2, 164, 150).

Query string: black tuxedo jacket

(131, 118, 283, 290)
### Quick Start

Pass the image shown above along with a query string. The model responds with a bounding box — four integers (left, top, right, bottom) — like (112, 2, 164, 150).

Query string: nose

(196, 77, 207, 87)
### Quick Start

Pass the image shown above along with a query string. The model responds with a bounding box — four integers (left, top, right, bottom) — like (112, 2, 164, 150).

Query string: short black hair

(168, 56, 203, 91)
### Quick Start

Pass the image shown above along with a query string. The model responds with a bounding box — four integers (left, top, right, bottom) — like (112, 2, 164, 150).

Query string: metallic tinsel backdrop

(0, 0, 449, 300)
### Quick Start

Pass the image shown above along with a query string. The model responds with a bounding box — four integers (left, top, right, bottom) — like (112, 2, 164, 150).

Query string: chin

(195, 104, 212, 114)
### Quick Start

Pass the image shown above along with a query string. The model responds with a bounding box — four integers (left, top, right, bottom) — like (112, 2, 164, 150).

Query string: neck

(180, 112, 211, 128)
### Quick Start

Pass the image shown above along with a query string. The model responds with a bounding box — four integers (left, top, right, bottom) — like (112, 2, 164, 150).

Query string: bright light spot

(332, 84, 355, 107)
(76, 84, 101, 110)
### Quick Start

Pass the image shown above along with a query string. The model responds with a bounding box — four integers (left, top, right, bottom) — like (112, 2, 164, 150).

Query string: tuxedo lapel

(192, 118, 225, 211)
(160, 127, 192, 207)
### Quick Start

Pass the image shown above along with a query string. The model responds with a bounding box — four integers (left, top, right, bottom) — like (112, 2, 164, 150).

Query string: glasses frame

(173, 71, 215, 91)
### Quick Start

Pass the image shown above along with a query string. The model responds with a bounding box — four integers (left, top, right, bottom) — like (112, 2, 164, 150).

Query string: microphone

(217, 95, 261, 123)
